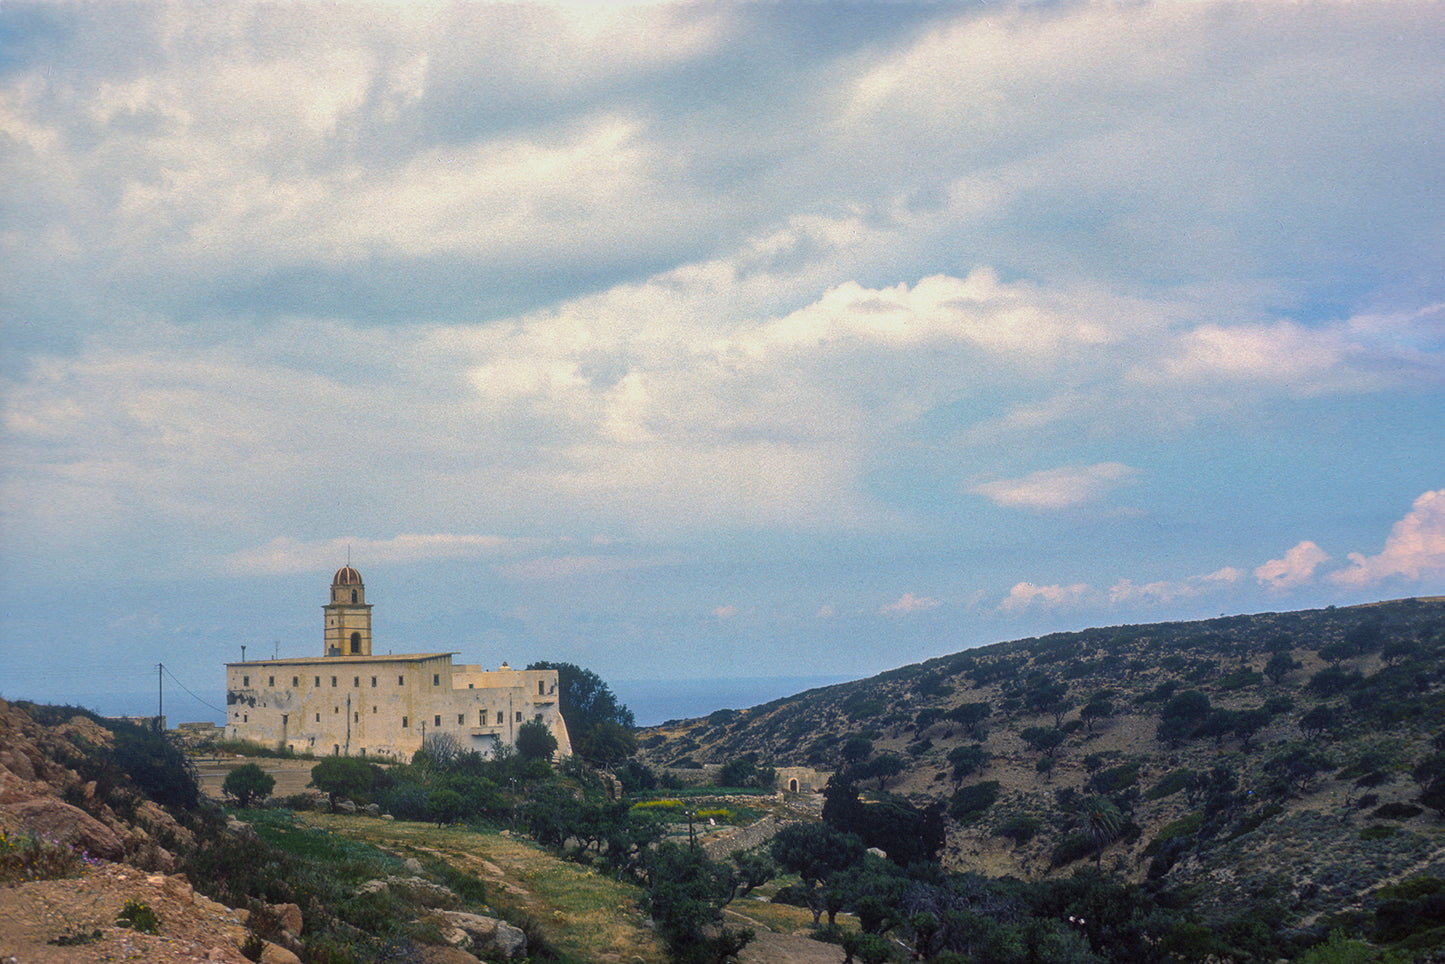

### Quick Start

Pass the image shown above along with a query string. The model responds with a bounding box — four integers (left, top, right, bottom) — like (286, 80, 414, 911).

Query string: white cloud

(998, 582, 1090, 612)
(880, 593, 940, 615)
(713, 605, 739, 620)
(1330, 490, 1445, 588)
(972, 463, 1137, 510)
(1254, 541, 1331, 592)
(224, 534, 523, 575)
(1109, 567, 1243, 605)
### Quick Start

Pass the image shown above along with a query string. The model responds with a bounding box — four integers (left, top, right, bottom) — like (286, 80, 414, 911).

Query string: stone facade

(224, 567, 571, 761)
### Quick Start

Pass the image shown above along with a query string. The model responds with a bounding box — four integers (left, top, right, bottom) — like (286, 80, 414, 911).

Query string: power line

(159, 662, 226, 715)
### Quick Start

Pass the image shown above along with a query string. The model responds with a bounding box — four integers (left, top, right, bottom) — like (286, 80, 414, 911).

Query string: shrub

(0, 829, 97, 883)
(223, 763, 276, 808)
(1359, 825, 1397, 841)
(116, 899, 160, 934)
(1373, 802, 1423, 820)
(1145, 813, 1204, 855)
(950, 781, 1001, 824)
(995, 814, 1041, 845)
(1146, 768, 1197, 801)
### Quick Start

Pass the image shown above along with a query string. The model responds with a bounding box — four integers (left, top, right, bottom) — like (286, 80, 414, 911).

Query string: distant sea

(612, 675, 858, 727)
(11, 675, 859, 730)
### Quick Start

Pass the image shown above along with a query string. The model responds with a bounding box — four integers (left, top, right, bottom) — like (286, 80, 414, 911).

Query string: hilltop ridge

(637, 598, 1445, 931)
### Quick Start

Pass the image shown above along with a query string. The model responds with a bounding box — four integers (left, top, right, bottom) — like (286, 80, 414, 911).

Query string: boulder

(434, 911, 527, 959)
(0, 794, 125, 859)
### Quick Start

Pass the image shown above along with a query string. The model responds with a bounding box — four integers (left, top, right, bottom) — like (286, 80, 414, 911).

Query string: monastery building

(224, 566, 571, 760)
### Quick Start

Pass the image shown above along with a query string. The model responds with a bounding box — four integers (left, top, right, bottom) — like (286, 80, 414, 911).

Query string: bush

(950, 781, 1001, 824)
(1145, 768, 1197, 801)
(310, 757, 376, 801)
(223, 763, 276, 808)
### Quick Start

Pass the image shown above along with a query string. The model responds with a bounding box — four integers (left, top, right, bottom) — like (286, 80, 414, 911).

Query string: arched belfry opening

(324, 565, 373, 658)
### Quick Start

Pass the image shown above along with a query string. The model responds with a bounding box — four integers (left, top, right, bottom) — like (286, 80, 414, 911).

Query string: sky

(2, 1, 1443, 725)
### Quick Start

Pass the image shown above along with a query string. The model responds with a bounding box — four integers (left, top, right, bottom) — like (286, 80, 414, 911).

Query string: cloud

(223, 534, 523, 575)
(499, 553, 678, 582)
(1254, 541, 1331, 592)
(1330, 490, 1445, 588)
(998, 582, 1089, 612)
(1109, 567, 1244, 605)
(972, 463, 1137, 510)
(880, 592, 940, 615)
(713, 605, 739, 620)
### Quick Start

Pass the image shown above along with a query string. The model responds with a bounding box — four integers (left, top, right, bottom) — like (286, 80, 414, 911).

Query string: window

(515, 711, 523, 723)
(334, 706, 339, 714)
(269, 676, 275, 687)
(539, 681, 545, 696)
(242, 676, 249, 687)
(292, 676, 299, 687)
(535, 714, 543, 723)
(353, 676, 360, 687)
(354, 711, 359, 722)
(243, 714, 247, 722)
(351, 589, 357, 604)
(433, 674, 440, 686)
(372, 706, 377, 714)
(433, 715, 441, 728)
(349, 631, 360, 653)
(496, 711, 503, 724)
(371, 676, 376, 687)
(331, 676, 337, 687)
(315, 676, 321, 687)
(480, 711, 486, 725)
(402, 716, 408, 728)
(457, 714, 464, 725)
(315, 713, 320, 722)
(398, 675, 404, 685)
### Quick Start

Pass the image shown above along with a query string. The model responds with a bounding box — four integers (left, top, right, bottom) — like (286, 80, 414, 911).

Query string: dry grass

(307, 813, 667, 964)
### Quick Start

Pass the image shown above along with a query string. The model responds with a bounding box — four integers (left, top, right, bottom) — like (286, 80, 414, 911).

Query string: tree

(515, 718, 559, 761)
(1264, 651, 1300, 685)
(1021, 726, 1065, 757)
(1158, 690, 1211, 746)
(948, 744, 989, 784)
(860, 753, 907, 791)
(310, 756, 375, 801)
(222, 763, 275, 808)
(771, 822, 866, 925)
(1080, 796, 1122, 865)
(947, 702, 992, 737)
(841, 735, 874, 764)
(642, 843, 754, 964)
(426, 788, 467, 826)
(527, 661, 637, 765)
(1413, 751, 1445, 817)
(1299, 705, 1339, 739)
(1080, 698, 1113, 732)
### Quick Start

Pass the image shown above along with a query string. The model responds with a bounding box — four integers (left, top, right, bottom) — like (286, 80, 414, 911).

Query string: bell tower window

(350, 632, 361, 654)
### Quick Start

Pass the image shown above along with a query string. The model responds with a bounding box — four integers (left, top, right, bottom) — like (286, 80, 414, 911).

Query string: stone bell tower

(324, 565, 373, 656)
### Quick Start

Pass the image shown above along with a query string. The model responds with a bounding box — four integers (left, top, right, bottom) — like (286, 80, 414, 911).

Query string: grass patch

(306, 813, 669, 964)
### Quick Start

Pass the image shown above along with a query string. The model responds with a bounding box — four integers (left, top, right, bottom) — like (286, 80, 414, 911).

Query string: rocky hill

(0, 699, 301, 963)
(637, 598, 1445, 929)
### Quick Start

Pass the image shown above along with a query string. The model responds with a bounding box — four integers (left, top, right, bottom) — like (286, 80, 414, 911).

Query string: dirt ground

(192, 758, 318, 801)
(0, 862, 254, 964)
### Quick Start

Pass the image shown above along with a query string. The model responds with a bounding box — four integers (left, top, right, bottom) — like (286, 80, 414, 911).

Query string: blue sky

(2, 1, 1443, 724)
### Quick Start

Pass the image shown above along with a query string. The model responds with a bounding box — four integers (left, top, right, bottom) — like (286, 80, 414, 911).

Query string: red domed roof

(332, 566, 363, 586)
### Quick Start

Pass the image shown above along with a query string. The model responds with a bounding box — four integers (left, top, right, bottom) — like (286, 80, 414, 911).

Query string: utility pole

(157, 663, 163, 733)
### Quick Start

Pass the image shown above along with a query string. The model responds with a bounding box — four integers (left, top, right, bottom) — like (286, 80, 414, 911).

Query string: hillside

(636, 598, 1445, 929)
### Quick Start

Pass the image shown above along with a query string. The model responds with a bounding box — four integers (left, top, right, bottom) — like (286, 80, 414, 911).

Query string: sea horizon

(3, 673, 860, 731)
